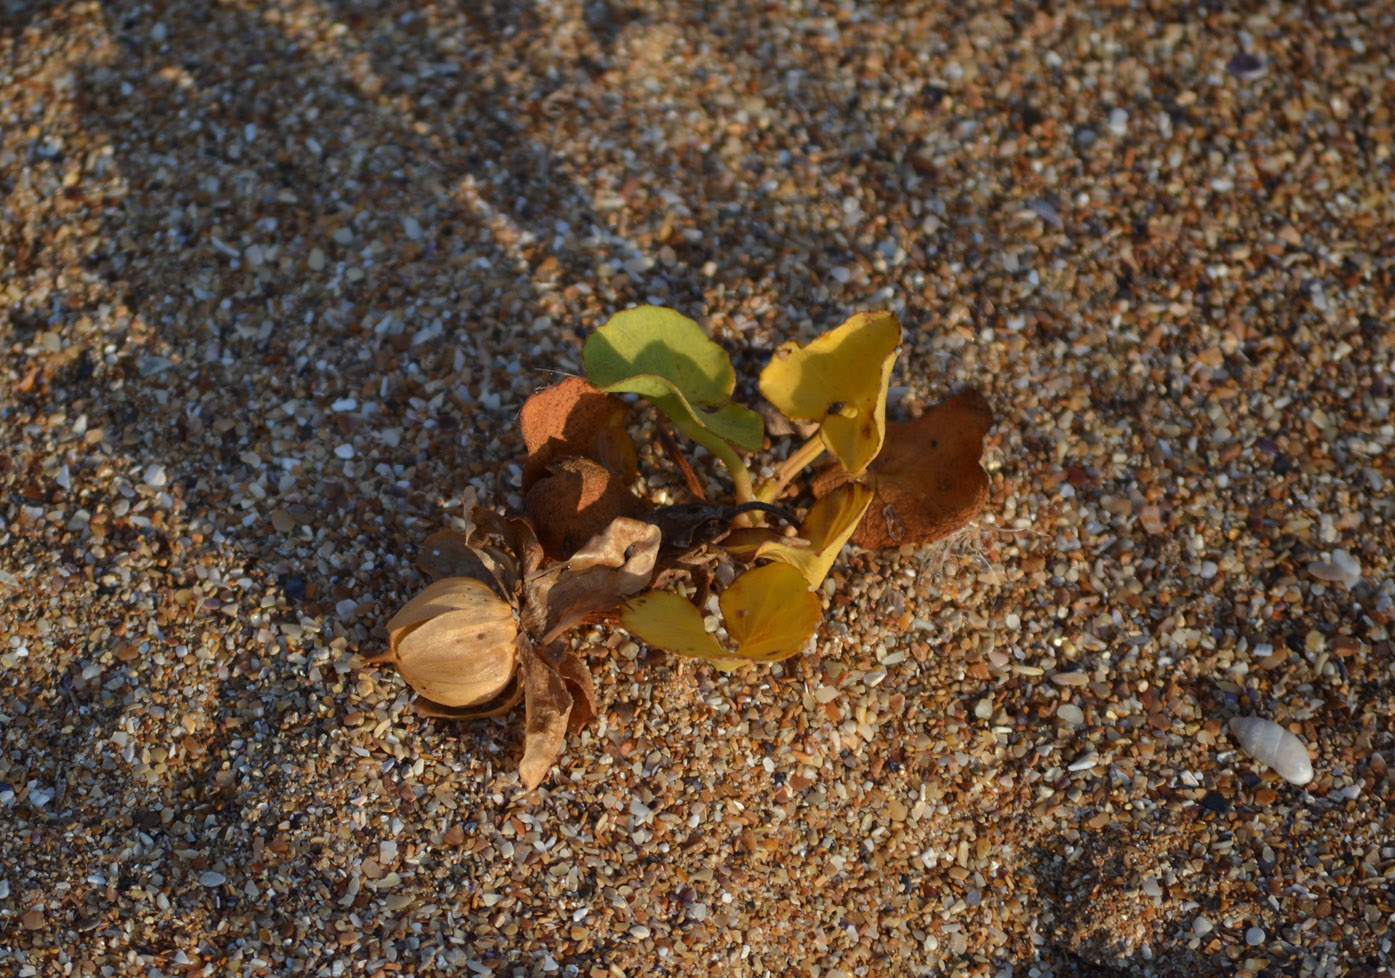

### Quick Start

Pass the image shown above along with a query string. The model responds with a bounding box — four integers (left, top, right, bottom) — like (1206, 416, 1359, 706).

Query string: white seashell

(1228, 716, 1314, 786)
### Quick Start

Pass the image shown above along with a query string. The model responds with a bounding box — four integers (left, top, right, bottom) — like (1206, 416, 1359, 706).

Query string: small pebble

(143, 464, 168, 489)
(199, 872, 226, 887)
(1245, 926, 1265, 946)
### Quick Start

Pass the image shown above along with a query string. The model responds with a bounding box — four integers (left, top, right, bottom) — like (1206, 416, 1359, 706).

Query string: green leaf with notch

(583, 306, 765, 462)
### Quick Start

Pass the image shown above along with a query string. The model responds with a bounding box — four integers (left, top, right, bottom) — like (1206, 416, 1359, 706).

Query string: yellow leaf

(758, 310, 901, 475)
(754, 483, 874, 587)
(719, 562, 822, 661)
(622, 566, 821, 668)
(620, 590, 730, 663)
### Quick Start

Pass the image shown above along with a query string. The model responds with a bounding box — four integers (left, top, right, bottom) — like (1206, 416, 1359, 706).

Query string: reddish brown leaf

(816, 389, 992, 549)
(519, 377, 639, 491)
(524, 456, 649, 561)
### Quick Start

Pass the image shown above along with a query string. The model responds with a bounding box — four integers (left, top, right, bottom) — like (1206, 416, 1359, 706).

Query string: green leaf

(759, 310, 901, 475)
(583, 306, 765, 457)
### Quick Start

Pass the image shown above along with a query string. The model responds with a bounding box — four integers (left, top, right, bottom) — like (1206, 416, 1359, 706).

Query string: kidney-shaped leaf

(754, 483, 874, 587)
(585, 305, 738, 406)
(818, 389, 992, 549)
(718, 562, 822, 661)
(759, 310, 901, 475)
(620, 589, 733, 665)
(583, 305, 764, 466)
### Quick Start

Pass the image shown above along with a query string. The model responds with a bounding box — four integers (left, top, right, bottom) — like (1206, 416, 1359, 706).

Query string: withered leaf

(817, 389, 992, 549)
(516, 636, 573, 791)
(525, 456, 649, 561)
(417, 529, 510, 598)
(519, 376, 639, 491)
(469, 506, 545, 578)
(541, 517, 661, 644)
(553, 649, 598, 736)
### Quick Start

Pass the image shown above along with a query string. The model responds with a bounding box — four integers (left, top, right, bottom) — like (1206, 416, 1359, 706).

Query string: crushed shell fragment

(1228, 716, 1314, 786)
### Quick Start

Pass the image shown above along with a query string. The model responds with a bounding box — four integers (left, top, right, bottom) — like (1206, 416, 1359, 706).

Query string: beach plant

(370, 305, 992, 788)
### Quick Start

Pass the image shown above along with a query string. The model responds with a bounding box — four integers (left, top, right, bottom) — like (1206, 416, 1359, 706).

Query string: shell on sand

(1228, 716, 1314, 786)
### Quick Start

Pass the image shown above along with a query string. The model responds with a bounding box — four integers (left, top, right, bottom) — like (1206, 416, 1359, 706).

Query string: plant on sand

(366, 306, 992, 788)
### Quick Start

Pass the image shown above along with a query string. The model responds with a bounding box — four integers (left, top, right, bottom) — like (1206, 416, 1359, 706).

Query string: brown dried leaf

(542, 517, 662, 643)
(816, 389, 992, 549)
(524, 456, 649, 560)
(416, 530, 510, 597)
(520, 376, 639, 491)
(517, 636, 573, 791)
(554, 649, 598, 735)
(469, 506, 545, 577)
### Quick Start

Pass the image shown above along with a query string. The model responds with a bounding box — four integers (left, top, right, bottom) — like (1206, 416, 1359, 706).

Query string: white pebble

(334, 444, 355, 459)
(1245, 926, 1265, 945)
(199, 871, 226, 887)
(1141, 876, 1162, 898)
(331, 398, 357, 413)
(830, 266, 851, 283)
(1107, 107, 1129, 135)
(402, 216, 423, 241)
(1056, 704, 1085, 726)
(143, 464, 168, 489)
(336, 599, 359, 618)
(1067, 754, 1097, 772)
(1193, 916, 1213, 936)
(1199, 560, 1218, 579)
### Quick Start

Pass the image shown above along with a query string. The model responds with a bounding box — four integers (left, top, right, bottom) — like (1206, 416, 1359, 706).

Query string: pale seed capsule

(386, 577, 519, 707)
(1228, 716, 1314, 786)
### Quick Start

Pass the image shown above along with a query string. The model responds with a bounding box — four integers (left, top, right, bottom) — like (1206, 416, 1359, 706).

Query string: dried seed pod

(386, 578, 519, 707)
(1229, 716, 1314, 786)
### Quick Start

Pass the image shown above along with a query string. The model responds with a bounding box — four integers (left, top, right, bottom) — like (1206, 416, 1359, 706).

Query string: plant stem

(756, 433, 826, 504)
(727, 460, 756, 505)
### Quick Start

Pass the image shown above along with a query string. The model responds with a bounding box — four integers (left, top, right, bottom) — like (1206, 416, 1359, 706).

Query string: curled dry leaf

(816, 389, 992, 549)
(525, 456, 651, 560)
(759, 310, 902, 475)
(541, 516, 662, 643)
(417, 529, 510, 598)
(516, 637, 575, 791)
(384, 578, 519, 707)
(519, 376, 639, 491)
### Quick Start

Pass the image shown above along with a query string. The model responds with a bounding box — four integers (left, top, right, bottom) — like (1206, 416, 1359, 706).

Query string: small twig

(657, 422, 707, 501)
